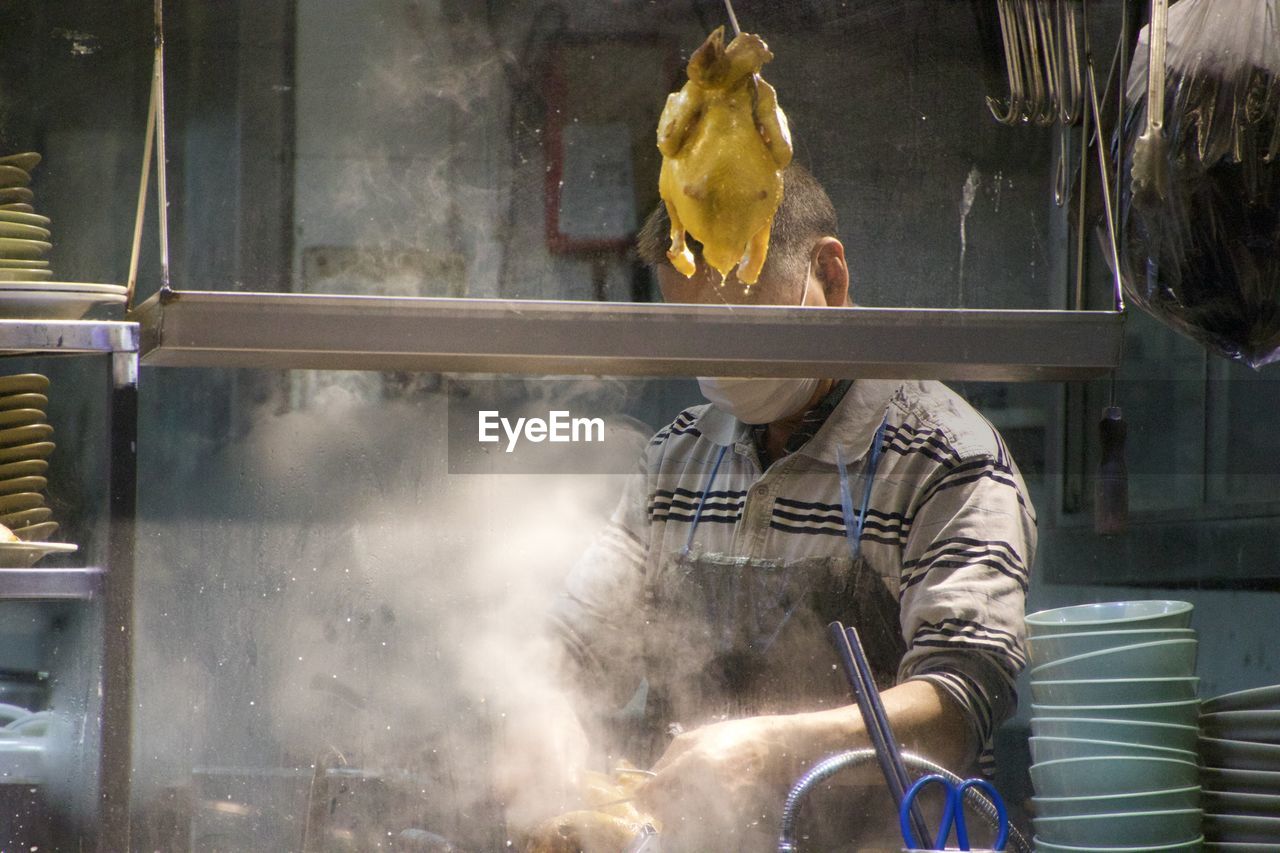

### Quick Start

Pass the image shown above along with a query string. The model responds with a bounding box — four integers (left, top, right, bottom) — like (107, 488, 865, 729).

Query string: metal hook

(1058, 0, 1084, 125)
(1017, 0, 1048, 124)
(987, 0, 1026, 125)
(1034, 0, 1062, 126)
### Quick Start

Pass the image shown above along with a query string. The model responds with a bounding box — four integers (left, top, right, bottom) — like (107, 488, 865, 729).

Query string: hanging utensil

(1057, 0, 1084, 124)
(987, 0, 1027, 125)
(828, 621, 932, 849)
(1130, 0, 1169, 200)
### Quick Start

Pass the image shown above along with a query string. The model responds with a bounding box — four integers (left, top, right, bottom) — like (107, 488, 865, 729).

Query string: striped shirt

(553, 378, 1036, 773)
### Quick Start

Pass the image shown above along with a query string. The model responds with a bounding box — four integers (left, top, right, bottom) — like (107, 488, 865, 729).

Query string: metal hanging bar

(125, 0, 171, 310)
(154, 0, 171, 291)
(723, 0, 742, 37)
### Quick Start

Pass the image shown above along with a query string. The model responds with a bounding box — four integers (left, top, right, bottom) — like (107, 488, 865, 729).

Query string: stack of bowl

(1026, 600, 1204, 852)
(1199, 682, 1280, 850)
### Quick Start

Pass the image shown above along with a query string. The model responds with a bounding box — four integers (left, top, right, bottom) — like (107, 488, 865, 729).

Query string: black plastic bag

(1120, 0, 1280, 368)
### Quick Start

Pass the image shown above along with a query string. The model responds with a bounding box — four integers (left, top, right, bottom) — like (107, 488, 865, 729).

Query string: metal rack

(0, 318, 139, 852)
(134, 289, 1124, 382)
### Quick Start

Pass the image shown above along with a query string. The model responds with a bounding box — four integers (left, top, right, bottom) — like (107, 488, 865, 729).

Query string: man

(540, 163, 1035, 850)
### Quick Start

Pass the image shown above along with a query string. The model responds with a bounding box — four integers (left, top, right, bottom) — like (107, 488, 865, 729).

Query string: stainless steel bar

(723, 0, 742, 36)
(1086, 57, 1126, 312)
(154, 0, 172, 291)
(0, 320, 138, 355)
(97, 349, 139, 853)
(126, 50, 159, 310)
(134, 291, 1125, 382)
(1074, 79, 1091, 310)
(0, 568, 103, 600)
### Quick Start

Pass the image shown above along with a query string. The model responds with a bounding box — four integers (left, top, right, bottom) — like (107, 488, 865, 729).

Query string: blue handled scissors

(899, 774, 1009, 851)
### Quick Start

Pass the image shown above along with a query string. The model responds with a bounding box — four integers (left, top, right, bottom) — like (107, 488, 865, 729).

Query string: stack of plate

(1199, 683, 1280, 851)
(0, 373, 75, 568)
(1025, 600, 1204, 852)
(0, 152, 126, 320)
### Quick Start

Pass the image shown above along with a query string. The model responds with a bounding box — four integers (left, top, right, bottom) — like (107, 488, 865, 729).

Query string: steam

(133, 377, 649, 847)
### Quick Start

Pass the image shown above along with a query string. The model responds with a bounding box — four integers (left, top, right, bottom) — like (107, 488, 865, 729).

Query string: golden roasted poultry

(522, 764, 658, 853)
(657, 25, 793, 286)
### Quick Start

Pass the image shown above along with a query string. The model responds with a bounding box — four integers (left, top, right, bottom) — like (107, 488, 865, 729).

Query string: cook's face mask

(696, 264, 823, 424)
(696, 376, 820, 424)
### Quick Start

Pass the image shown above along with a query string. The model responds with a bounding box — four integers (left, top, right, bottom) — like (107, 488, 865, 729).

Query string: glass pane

(1084, 310, 1207, 514)
(0, 356, 116, 849)
(1207, 361, 1280, 506)
(132, 368, 1054, 849)
(132, 370, 697, 849)
(161, 1, 1064, 307)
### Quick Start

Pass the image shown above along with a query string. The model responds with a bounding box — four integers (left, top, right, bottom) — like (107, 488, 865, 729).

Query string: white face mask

(696, 376, 821, 424)
(696, 262, 827, 424)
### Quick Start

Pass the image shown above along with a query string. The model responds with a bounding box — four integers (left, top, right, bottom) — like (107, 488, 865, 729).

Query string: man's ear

(811, 237, 850, 307)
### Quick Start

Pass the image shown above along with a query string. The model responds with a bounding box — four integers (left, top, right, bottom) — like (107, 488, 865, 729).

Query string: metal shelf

(0, 319, 138, 356)
(0, 568, 103, 600)
(134, 289, 1124, 382)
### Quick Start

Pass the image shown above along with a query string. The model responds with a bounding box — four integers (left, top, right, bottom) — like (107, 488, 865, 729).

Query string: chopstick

(828, 620, 931, 847)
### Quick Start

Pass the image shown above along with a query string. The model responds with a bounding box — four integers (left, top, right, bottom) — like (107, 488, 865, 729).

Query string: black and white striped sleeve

(896, 445, 1036, 772)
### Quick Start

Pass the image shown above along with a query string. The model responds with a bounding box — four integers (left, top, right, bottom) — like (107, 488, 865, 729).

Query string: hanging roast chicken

(657, 26, 793, 286)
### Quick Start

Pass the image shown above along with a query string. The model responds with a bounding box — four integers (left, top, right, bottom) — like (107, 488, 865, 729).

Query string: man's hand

(648, 715, 801, 791)
(637, 715, 804, 848)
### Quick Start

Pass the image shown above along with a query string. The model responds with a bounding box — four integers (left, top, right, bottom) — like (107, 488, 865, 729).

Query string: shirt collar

(799, 378, 904, 464)
(693, 378, 904, 464)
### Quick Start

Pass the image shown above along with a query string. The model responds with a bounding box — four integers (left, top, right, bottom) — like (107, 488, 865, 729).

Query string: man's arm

(895, 436, 1037, 774)
(641, 679, 971, 802)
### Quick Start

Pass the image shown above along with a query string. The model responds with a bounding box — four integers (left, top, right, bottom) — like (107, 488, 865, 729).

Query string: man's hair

(636, 162, 839, 282)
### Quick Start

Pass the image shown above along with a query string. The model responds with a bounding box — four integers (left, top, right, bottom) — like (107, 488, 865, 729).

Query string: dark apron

(636, 415, 911, 851)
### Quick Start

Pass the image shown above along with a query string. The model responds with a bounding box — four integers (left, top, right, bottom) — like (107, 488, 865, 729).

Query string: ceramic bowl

(1026, 601, 1194, 636)
(1029, 735, 1198, 764)
(1031, 699, 1201, 727)
(1201, 766, 1280, 794)
(1032, 716, 1200, 752)
(1202, 684, 1280, 715)
(1200, 710, 1280, 744)
(1029, 639, 1198, 681)
(1030, 755, 1200, 798)
(1202, 813, 1280, 843)
(1033, 785, 1201, 818)
(1033, 807, 1202, 847)
(1032, 677, 1200, 706)
(1199, 736, 1280, 772)
(1033, 836, 1204, 852)
(1201, 789, 1280, 817)
(1029, 629, 1196, 668)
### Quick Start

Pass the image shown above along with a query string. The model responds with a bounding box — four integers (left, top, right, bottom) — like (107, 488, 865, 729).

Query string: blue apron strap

(681, 443, 729, 557)
(836, 412, 891, 561)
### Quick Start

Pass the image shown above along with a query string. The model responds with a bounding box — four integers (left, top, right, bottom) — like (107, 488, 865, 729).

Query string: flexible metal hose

(777, 749, 1032, 853)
